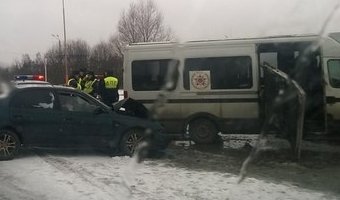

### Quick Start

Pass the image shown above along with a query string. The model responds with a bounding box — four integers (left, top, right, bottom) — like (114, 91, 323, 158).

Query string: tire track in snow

(34, 150, 130, 200)
(0, 175, 46, 200)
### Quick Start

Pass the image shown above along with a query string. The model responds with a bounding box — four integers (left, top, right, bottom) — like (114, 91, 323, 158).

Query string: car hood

(112, 98, 149, 119)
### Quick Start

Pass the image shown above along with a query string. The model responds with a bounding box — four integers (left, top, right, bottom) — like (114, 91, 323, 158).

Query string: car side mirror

(93, 107, 107, 115)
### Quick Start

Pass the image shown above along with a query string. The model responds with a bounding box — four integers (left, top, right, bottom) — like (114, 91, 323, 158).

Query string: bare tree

(34, 53, 44, 74)
(0, 67, 11, 81)
(45, 44, 64, 84)
(109, 34, 124, 58)
(89, 40, 122, 80)
(90, 41, 113, 72)
(115, 0, 173, 56)
(67, 39, 91, 72)
(44, 39, 91, 84)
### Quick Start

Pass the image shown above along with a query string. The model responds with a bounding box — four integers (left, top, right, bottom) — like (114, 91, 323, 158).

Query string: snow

(0, 138, 340, 200)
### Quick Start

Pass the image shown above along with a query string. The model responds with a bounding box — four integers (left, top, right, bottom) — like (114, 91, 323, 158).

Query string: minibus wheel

(189, 118, 217, 144)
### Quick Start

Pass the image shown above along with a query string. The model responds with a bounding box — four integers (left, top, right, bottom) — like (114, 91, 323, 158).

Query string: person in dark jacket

(78, 68, 87, 90)
(67, 70, 82, 90)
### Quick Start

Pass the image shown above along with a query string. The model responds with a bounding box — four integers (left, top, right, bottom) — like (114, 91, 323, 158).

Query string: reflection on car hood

(113, 98, 149, 119)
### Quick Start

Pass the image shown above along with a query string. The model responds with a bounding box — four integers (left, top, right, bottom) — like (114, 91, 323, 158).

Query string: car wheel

(0, 130, 20, 161)
(120, 129, 145, 156)
(189, 118, 218, 144)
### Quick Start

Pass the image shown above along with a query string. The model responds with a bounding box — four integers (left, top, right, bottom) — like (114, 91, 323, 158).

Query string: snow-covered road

(1, 140, 340, 200)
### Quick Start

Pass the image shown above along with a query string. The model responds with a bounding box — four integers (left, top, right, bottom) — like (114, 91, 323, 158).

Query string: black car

(0, 83, 169, 160)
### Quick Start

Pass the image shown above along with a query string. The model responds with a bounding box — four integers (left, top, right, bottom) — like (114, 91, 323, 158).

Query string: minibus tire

(189, 118, 217, 144)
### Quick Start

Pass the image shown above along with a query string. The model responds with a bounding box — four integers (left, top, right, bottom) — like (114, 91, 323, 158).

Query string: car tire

(189, 118, 218, 144)
(120, 128, 145, 156)
(0, 130, 20, 161)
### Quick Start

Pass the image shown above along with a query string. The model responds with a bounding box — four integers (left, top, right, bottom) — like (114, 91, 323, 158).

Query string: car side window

(11, 90, 55, 109)
(58, 92, 97, 112)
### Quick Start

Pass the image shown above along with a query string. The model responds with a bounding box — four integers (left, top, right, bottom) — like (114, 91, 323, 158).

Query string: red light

(33, 75, 45, 81)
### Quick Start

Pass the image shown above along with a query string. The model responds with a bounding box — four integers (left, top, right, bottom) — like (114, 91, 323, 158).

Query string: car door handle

(64, 117, 73, 121)
(13, 115, 23, 120)
(112, 121, 120, 127)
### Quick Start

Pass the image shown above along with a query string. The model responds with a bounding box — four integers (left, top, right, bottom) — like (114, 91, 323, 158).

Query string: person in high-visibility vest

(67, 70, 82, 90)
(99, 70, 119, 107)
(83, 71, 99, 97)
(78, 68, 87, 90)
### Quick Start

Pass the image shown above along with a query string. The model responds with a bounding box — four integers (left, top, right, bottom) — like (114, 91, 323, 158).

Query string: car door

(9, 88, 65, 146)
(56, 90, 115, 147)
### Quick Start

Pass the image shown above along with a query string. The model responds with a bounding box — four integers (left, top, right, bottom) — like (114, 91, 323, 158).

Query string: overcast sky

(0, 0, 340, 66)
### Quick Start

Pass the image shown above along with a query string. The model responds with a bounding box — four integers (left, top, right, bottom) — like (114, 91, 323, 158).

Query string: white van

(123, 33, 340, 144)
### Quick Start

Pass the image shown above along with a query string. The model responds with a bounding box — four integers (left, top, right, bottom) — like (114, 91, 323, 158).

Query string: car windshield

(1, 1, 340, 200)
(78, 89, 112, 111)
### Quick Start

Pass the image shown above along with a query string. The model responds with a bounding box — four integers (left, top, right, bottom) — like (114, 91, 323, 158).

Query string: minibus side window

(184, 56, 252, 90)
(328, 59, 340, 88)
(132, 59, 178, 91)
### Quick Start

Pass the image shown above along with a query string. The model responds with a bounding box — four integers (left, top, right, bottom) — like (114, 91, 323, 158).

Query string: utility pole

(62, 0, 68, 83)
(44, 58, 48, 82)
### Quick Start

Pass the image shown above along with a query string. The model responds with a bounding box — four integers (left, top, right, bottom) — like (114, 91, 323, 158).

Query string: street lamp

(51, 34, 62, 57)
(51, 34, 63, 83)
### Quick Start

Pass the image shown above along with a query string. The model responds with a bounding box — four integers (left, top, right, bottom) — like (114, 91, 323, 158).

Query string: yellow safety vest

(104, 76, 118, 89)
(83, 79, 97, 94)
(77, 77, 83, 90)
